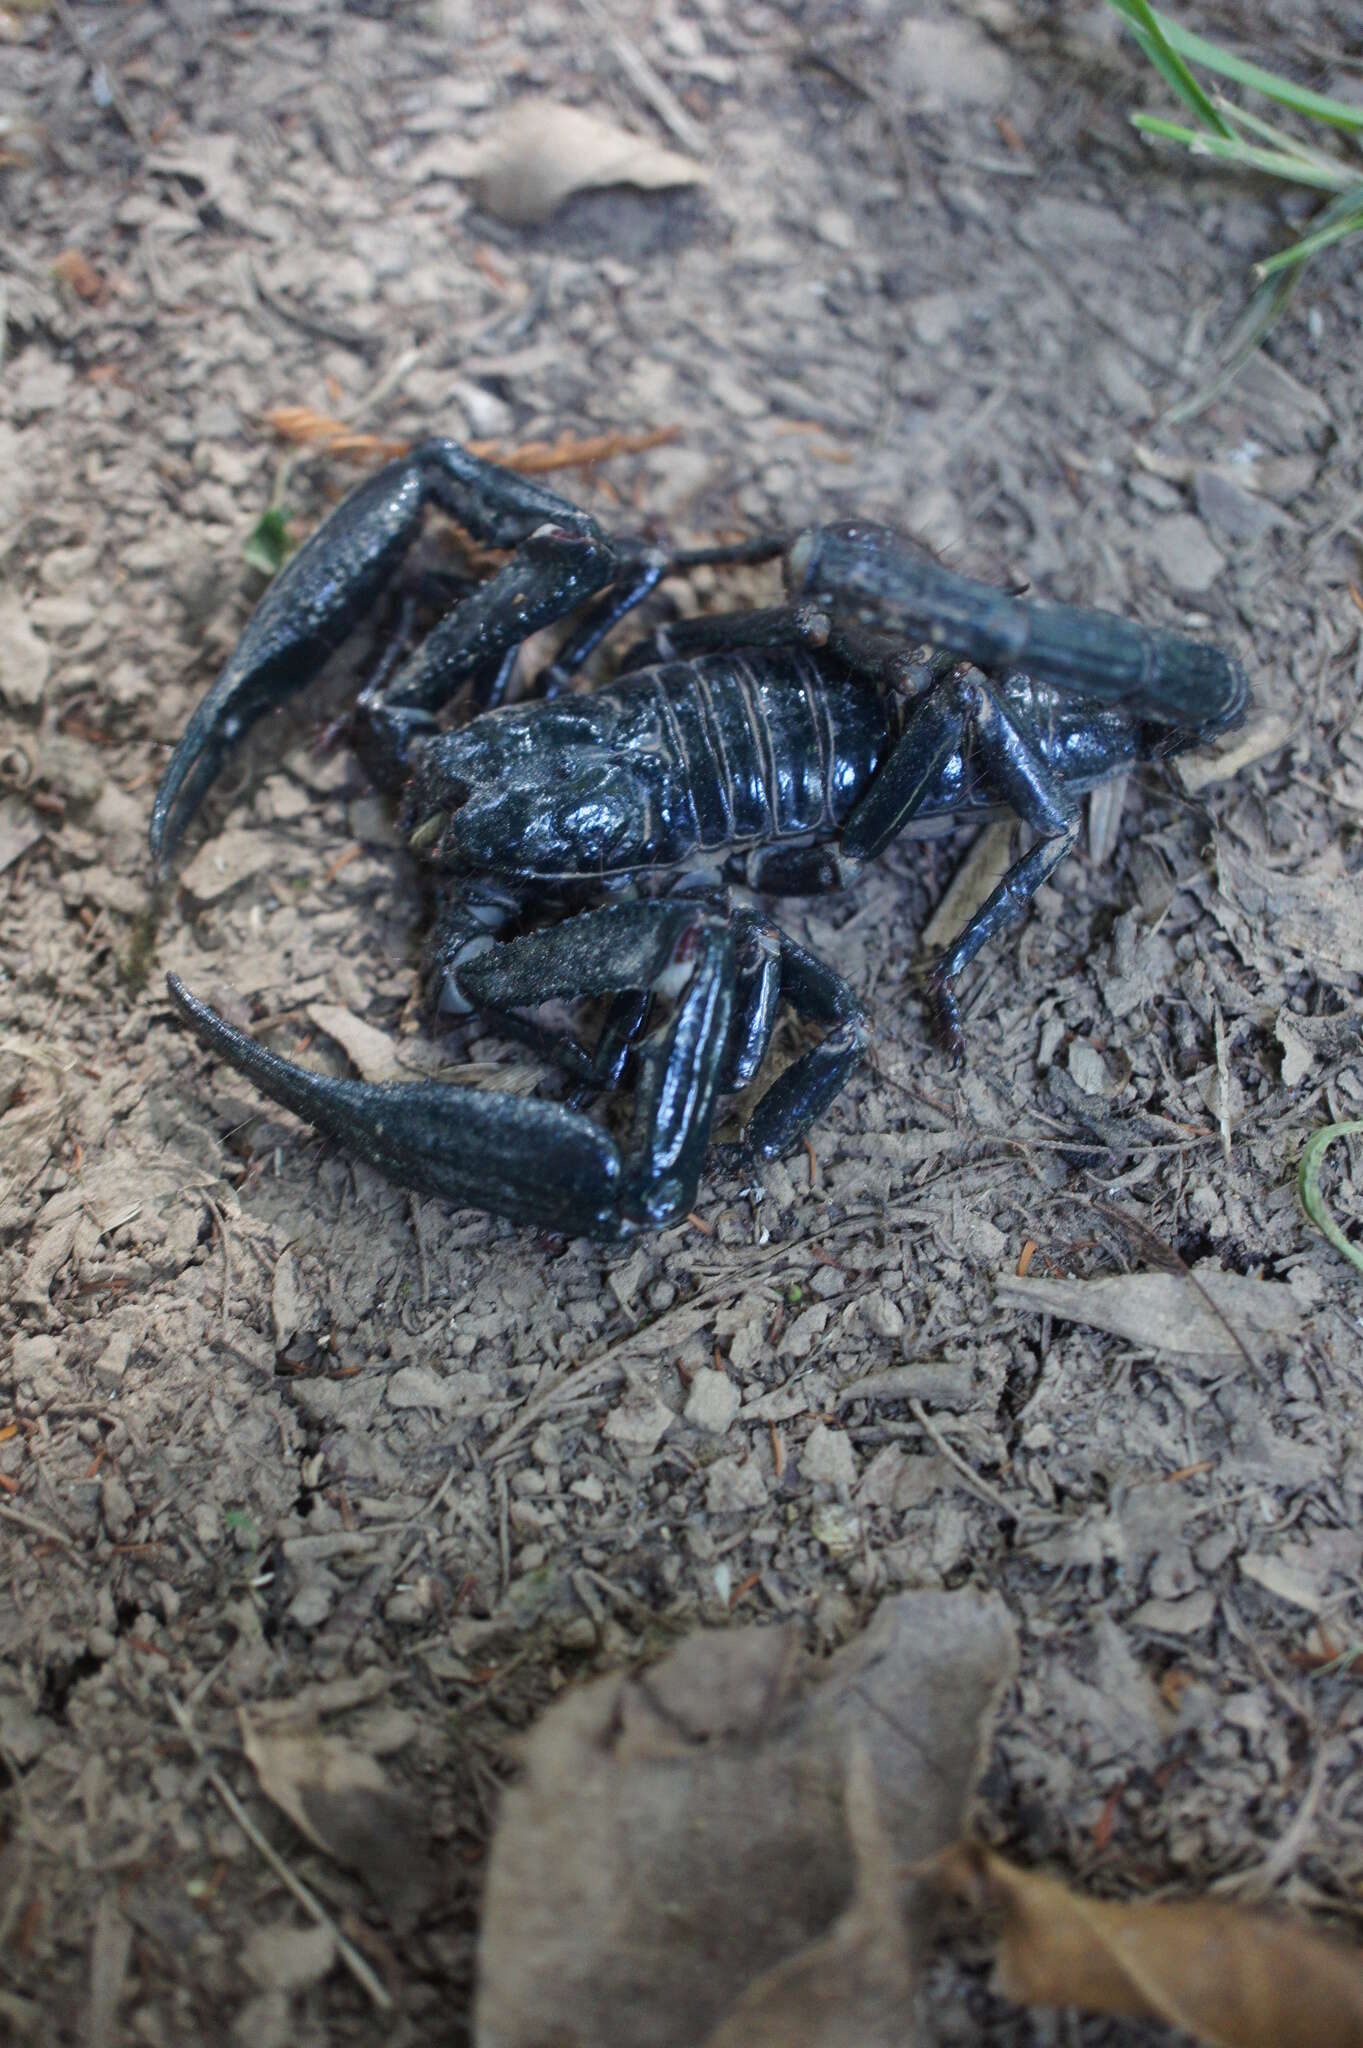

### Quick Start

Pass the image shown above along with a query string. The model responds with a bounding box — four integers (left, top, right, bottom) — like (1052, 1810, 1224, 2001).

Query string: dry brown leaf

(701, 1743, 916, 2048)
(993, 1268, 1301, 1356)
(463, 99, 707, 227)
(1216, 844, 1363, 978)
(935, 1844, 1363, 2048)
(475, 1591, 1016, 2048)
(239, 1712, 438, 1925)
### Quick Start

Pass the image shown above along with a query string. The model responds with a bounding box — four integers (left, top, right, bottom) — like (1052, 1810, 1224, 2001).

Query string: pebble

(684, 1368, 739, 1436)
(241, 1923, 337, 1993)
(1145, 513, 1225, 595)
(891, 17, 1011, 108)
(602, 1385, 673, 1457)
(801, 1423, 857, 1491)
(705, 1455, 766, 1513)
(0, 595, 50, 708)
(1193, 467, 1282, 544)
(99, 1473, 136, 1541)
(862, 1292, 905, 1340)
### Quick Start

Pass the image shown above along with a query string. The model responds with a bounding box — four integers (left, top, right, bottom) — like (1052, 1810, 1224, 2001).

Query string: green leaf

(1298, 1121, 1363, 1276)
(242, 506, 292, 576)
(1179, 131, 1355, 193)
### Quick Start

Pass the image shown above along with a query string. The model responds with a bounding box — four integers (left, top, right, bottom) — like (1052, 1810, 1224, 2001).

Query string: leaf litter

(4, 0, 1363, 2042)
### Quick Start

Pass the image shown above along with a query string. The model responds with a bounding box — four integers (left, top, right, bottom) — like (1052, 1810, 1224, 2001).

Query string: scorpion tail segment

(165, 974, 633, 1238)
(787, 523, 1250, 734)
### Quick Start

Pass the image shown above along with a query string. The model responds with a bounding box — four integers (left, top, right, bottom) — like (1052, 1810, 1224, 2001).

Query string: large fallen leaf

(934, 1844, 1363, 2047)
(701, 1743, 914, 2048)
(475, 1591, 1017, 2048)
(240, 1710, 437, 1925)
(1216, 844, 1363, 978)
(993, 1268, 1301, 1355)
(462, 99, 707, 227)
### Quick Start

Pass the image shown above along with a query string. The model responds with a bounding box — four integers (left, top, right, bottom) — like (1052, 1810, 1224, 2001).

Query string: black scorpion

(150, 438, 1249, 1240)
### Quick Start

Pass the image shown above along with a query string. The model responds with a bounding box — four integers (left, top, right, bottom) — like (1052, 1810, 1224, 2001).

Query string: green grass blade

(1149, 10, 1363, 133)
(1133, 114, 1356, 192)
(1211, 92, 1360, 176)
(1182, 131, 1355, 193)
(1255, 194, 1363, 277)
(1106, 0, 1232, 136)
(1163, 264, 1301, 424)
(1298, 1122, 1363, 1276)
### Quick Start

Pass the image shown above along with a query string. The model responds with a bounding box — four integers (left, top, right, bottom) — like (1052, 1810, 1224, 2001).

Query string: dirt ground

(3, 0, 1363, 2041)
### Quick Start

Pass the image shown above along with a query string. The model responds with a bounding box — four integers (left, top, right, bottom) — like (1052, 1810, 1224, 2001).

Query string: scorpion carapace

(151, 437, 1249, 1240)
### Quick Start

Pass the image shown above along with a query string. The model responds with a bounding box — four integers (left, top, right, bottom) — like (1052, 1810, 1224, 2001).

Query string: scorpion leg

(723, 930, 871, 1165)
(617, 600, 914, 683)
(536, 534, 791, 699)
(150, 439, 615, 861)
(556, 897, 783, 1109)
(431, 892, 855, 1170)
(434, 897, 703, 1087)
(164, 904, 735, 1238)
(837, 662, 1080, 1059)
(921, 821, 1078, 1058)
(537, 551, 670, 699)
(446, 894, 780, 1106)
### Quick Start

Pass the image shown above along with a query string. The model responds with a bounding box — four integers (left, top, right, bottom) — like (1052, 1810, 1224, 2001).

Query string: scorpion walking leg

(554, 897, 783, 1110)
(922, 821, 1078, 1058)
(435, 897, 704, 1088)
(150, 439, 616, 859)
(715, 928, 871, 1165)
(164, 905, 735, 1238)
(837, 662, 1079, 1059)
(537, 535, 792, 699)
(616, 600, 918, 684)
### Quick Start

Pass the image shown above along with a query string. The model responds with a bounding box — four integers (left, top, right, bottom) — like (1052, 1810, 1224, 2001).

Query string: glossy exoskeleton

(150, 438, 1249, 1240)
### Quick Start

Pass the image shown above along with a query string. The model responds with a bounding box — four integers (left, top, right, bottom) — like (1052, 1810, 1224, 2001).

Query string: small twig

(408, 1194, 430, 1307)
(1215, 1735, 1332, 1901)
(908, 1400, 1019, 1521)
(263, 407, 681, 477)
(575, 0, 708, 155)
(495, 1469, 511, 1595)
(390, 1460, 462, 1587)
(1090, 1200, 1266, 1389)
(0, 1739, 34, 1949)
(1213, 998, 1233, 1167)
(248, 258, 381, 357)
(202, 1194, 232, 1332)
(163, 1690, 392, 2010)
(0, 1500, 86, 1564)
(1220, 1594, 1313, 1728)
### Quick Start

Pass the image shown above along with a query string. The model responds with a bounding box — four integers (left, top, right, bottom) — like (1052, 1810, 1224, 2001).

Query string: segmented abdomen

(640, 652, 888, 853)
